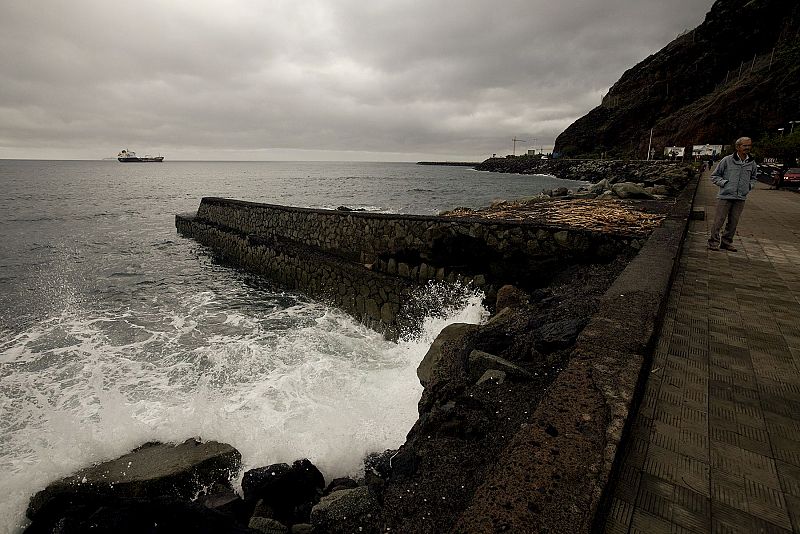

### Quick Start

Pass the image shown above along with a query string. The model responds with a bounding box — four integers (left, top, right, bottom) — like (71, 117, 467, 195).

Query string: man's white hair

(735, 137, 752, 147)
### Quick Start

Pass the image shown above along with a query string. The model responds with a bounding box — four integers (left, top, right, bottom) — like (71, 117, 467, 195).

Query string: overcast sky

(0, 0, 715, 161)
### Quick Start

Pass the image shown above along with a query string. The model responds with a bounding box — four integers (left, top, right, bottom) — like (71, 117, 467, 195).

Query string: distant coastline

(416, 161, 480, 166)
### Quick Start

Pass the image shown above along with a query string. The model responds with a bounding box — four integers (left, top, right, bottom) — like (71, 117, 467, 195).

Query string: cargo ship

(117, 149, 164, 162)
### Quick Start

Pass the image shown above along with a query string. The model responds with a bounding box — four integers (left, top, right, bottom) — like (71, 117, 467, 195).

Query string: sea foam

(0, 283, 487, 533)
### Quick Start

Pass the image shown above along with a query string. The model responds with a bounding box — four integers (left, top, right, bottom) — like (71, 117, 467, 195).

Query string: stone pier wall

(177, 197, 644, 337)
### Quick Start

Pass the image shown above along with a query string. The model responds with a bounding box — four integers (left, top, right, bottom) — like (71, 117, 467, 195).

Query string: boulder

(25, 497, 255, 534)
(249, 516, 289, 533)
(611, 182, 655, 199)
(416, 323, 479, 387)
(535, 318, 587, 353)
(476, 369, 507, 385)
(588, 179, 610, 194)
(199, 482, 249, 520)
(324, 477, 360, 495)
(495, 284, 528, 311)
(27, 439, 242, 525)
(468, 350, 533, 382)
(309, 487, 380, 534)
(241, 459, 325, 523)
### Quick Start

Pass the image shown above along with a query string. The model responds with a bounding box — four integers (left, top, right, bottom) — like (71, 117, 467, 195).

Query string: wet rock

(476, 369, 507, 385)
(241, 459, 325, 524)
(324, 477, 360, 495)
(468, 350, 533, 382)
(416, 322, 479, 387)
(310, 486, 380, 534)
(495, 284, 528, 310)
(334, 206, 366, 211)
(199, 482, 249, 521)
(535, 318, 587, 353)
(364, 450, 394, 479)
(388, 447, 420, 478)
(27, 439, 242, 526)
(27, 497, 255, 534)
(249, 516, 289, 533)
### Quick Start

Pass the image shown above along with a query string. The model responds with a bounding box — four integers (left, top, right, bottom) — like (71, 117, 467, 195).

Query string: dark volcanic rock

(241, 459, 325, 524)
(24, 496, 255, 534)
(25, 439, 243, 532)
(310, 486, 380, 534)
(535, 318, 588, 353)
(375, 256, 632, 533)
(495, 284, 528, 311)
(416, 322, 479, 388)
(324, 477, 360, 495)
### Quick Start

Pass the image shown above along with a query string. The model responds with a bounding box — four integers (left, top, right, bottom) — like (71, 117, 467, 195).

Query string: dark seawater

(0, 160, 584, 531)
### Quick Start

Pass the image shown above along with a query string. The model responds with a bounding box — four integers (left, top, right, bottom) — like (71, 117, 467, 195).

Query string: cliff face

(554, 0, 800, 158)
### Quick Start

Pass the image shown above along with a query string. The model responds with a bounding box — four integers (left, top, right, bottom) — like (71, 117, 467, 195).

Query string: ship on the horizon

(117, 149, 164, 162)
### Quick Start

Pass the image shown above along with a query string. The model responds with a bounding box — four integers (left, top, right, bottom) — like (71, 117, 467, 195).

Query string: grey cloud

(0, 0, 715, 160)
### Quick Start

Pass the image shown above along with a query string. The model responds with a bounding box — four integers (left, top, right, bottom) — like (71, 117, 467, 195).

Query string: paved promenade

(604, 174, 800, 533)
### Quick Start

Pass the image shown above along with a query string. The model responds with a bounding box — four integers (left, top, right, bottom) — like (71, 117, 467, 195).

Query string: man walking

(708, 137, 758, 251)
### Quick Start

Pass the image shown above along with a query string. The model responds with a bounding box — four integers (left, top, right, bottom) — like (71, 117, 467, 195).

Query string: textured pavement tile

(712, 468, 748, 512)
(630, 508, 673, 534)
(671, 484, 711, 532)
(712, 501, 792, 533)
(744, 479, 792, 530)
(770, 435, 800, 468)
(785, 494, 800, 532)
(676, 455, 710, 497)
(605, 497, 635, 533)
(776, 461, 800, 498)
(614, 461, 643, 503)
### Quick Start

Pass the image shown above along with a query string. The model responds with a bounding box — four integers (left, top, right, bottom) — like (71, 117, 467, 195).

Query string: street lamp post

(790, 121, 799, 134)
(778, 128, 785, 136)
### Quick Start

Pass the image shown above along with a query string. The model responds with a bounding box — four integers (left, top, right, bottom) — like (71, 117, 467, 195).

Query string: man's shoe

(708, 243, 719, 251)
(721, 244, 737, 252)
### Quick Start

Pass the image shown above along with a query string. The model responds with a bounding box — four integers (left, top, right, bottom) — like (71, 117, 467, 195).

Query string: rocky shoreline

(476, 157, 695, 197)
(22, 257, 634, 533)
(23, 163, 697, 533)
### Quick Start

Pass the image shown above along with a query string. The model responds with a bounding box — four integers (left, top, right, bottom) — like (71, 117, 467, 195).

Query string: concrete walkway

(604, 174, 800, 533)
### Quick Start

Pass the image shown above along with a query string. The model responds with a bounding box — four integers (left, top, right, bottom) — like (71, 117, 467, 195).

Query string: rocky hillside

(554, 0, 800, 158)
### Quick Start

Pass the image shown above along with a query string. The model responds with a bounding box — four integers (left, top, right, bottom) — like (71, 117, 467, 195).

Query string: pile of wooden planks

(441, 199, 666, 235)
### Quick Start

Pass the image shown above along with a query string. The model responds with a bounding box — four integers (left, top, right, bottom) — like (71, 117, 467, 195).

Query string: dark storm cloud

(0, 0, 715, 160)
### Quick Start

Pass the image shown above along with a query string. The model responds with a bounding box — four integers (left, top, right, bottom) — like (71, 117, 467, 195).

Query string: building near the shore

(692, 144, 723, 157)
(664, 146, 685, 158)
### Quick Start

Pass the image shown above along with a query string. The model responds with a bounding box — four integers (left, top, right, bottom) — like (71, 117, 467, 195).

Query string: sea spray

(0, 282, 487, 533)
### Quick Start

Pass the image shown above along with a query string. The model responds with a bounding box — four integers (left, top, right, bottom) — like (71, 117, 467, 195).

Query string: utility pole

(647, 128, 654, 161)
(512, 137, 527, 156)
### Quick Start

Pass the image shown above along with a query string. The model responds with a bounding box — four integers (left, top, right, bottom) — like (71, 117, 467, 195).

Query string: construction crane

(512, 137, 527, 156)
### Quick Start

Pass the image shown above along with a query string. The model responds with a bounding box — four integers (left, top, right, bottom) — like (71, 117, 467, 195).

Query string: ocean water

(0, 160, 585, 531)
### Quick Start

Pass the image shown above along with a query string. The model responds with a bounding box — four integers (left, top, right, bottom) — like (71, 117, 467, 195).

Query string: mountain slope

(554, 0, 800, 158)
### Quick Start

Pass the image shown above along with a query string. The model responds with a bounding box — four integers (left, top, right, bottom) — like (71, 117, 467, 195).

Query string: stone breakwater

(476, 157, 695, 196)
(176, 198, 645, 338)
